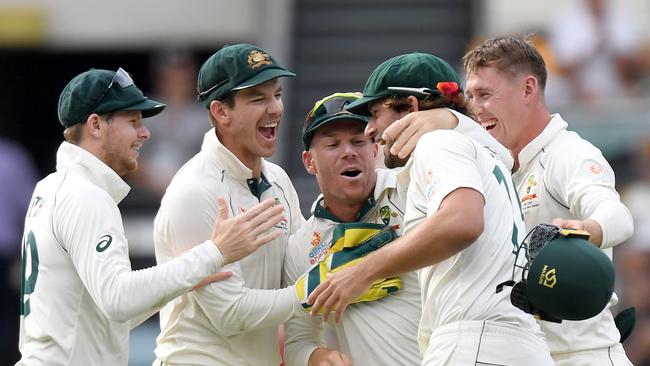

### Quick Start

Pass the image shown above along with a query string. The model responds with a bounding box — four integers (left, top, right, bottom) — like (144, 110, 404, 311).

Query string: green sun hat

(346, 52, 462, 116)
(302, 92, 369, 150)
(197, 44, 296, 108)
(58, 68, 166, 128)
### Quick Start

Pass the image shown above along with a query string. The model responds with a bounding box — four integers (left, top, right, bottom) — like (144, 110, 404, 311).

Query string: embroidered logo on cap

(247, 50, 272, 69)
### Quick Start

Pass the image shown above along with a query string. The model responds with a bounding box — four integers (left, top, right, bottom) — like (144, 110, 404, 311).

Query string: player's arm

(282, 234, 339, 366)
(158, 183, 303, 336)
(309, 131, 486, 321)
(382, 108, 513, 170)
(546, 146, 634, 248)
(308, 188, 483, 322)
(56, 187, 283, 323)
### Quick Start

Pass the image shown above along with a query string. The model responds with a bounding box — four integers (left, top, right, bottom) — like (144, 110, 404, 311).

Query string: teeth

(481, 119, 497, 129)
(260, 122, 278, 128)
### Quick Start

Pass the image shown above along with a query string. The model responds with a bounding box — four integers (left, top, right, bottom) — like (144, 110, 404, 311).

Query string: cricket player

(463, 36, 634, 365)
(307, 53, 554, 365)
(16, 68, 284, 366)
(282, 93, 421, 365)
(153, 44, 306, 365)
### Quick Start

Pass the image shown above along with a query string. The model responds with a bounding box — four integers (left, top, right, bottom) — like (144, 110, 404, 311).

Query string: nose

(268, 97, 283, 116)
(139, 125, 151, 140)
(365, 120, 376, 140)
(341, 141, 358, 158)
(467, 95, 482, 116)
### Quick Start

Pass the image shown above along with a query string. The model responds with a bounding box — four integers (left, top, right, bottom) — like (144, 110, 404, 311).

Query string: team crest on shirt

(310, 231, 321, 247)
(247, 50, 272, 69)
(425, 169, 441, 200)
(520, 174, 539, 212)
(588, 163, 609, 184)
(379, 206, 391, 225)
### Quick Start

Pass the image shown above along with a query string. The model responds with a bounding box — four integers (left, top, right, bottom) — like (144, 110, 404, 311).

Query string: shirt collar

(517, 114, 568, 171)
(201, 128, 277, 184)
(312, 194, 377, 223)
(55, 142, 130, 204)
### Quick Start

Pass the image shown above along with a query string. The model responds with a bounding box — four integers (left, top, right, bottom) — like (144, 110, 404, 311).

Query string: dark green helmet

(498, 224, 615, 323)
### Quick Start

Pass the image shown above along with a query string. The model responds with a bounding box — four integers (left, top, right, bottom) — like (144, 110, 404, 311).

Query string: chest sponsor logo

(96, 235, 113, 252)
(308, 236, 329, 265)
(538, 264, 557, 288)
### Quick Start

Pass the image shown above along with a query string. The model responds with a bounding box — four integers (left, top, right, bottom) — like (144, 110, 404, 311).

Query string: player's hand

(192, 271, 233, 291)
(382, 108, 458, 159)
(308, 348, 353, 366)
(211, 197, 286, 264)
(307, 264, 373, 323)
(552, 218, 603, 247)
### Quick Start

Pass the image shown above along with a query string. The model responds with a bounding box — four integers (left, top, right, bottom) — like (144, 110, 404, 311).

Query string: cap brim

(122, 98, 166, 118)
(232, 68, 296, 91)
(344, 95, 384, 116)
(303, 113, 368, 150)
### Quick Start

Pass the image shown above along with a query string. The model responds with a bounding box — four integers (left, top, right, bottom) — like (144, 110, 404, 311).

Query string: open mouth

(481, 119, 497, 131)
(259, 122, 278, 140)
(341, 169, 362, 178)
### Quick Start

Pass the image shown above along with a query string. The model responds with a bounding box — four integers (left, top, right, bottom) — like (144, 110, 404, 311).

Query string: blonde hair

(463, 35, 548, 90)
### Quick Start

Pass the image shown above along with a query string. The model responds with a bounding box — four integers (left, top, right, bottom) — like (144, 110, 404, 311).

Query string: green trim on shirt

(247, 174, 272, 200)
(313, 195, 376, 223)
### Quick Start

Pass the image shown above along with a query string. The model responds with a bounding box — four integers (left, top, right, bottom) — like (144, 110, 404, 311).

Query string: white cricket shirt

(153, 129, 305, 366)
(16, 142, 224, 366)
(512, 114, 633, 355)
(403, 130, 545, 354)
(283, 169, 422, 366)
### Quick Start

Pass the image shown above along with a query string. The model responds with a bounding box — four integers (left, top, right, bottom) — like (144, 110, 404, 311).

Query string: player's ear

(85, 113, 103, 138)
(406, 95, 420, 112)
(302, 150, 317, 175)
(523, 75, 538, 100)
(210, 100, 231, 128)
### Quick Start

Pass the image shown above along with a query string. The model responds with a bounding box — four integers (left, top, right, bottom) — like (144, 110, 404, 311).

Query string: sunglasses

(90, 67, 135, 111)
(306, 92, 360, 128)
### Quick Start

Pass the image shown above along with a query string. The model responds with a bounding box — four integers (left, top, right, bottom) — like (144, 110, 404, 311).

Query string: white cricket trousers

(422, 320, 554, 366)
(552, 343, 632, 366)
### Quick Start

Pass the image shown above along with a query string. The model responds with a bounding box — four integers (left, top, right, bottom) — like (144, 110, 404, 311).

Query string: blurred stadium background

(1, 0, 649, 365)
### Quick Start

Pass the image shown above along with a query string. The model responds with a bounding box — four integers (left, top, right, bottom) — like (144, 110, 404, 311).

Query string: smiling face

(215, 78, 283, 170)
(304, 119, 377, 215)
(367, 99, 410, 168)
(99, 110, 150, 176)
(465, 66, 529, 152)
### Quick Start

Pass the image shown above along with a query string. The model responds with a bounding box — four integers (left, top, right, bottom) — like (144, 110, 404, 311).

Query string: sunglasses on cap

(90, 67, 135, 111)
(305, 92, 360, 128)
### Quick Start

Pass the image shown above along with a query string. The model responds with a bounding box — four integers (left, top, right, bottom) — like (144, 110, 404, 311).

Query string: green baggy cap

(302, 92, 368, 150)
(58, 68, 165, 128)
(197, 44, 295, 108)
(346, 52, 462, 116)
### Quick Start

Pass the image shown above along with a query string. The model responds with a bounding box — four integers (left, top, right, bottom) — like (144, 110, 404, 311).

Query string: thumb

(216, 197, 230, 221)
